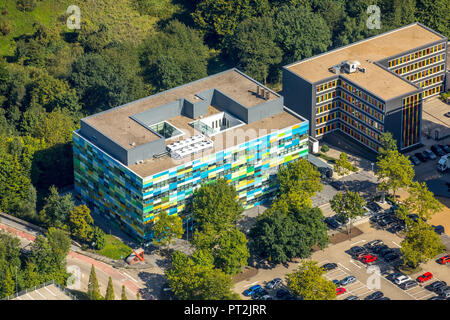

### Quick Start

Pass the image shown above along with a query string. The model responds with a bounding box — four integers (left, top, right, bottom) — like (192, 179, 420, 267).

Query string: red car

(336, 287, 347, 296)
(361, 254, 377, 264)
(438, 255, 450, 265)
(417, 272, 433, 283)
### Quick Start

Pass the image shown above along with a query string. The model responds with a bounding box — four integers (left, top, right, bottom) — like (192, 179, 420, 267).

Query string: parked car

(431, 145, 445, 157)
(438, 288, 450, 299)
(336, 287, 347, 296)
(361, 254, 377, 264)
(415, 152, 427, 162)
(384, 253, 400, 262)
(400, 280, 418, 290)
(435, 286, 450, 295)
(387, 224, 405, 234)
(365, 291, 383, 300)
(379, 248, 395, 257)
(427, 281, 447, 292)
(375, 297, 390, 300)
(324, 217, 340, 229)
(428, 296, 446, 300)
(373, 244, 389, 254)
(244, 284, 262, 296)
(417, 272, 433, 283)
(395, 275, 412, 285)
(367, 202, 382, 213)
(410, 155, 421, 165)
(259, 295, 272, 300)
(423, 149, 437, 160)
(340, 276, 357, 286)
(322, 263, 338, 271)
(438, 255, 450, 265)
(438, 144, 450, 154)
(349, 246, 365, 257)
(276, 289, 290, 298)
(433, 225, 445, 235)
(364, 239, 383, 250)
(253, 289, 269, 300)
(266, 278, 282, 290)
(344, 295, 359, 300)
(387, 272, 404, 282)
(332, 280, 340, 287)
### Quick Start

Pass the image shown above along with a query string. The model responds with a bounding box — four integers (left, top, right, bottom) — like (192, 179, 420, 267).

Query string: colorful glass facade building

(73, 69, 309, 240)
(282, 23, 447, 153)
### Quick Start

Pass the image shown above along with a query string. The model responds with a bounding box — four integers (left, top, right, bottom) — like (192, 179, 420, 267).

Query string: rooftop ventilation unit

(166, 134, 213, 159)
(329, 60, 361, 74)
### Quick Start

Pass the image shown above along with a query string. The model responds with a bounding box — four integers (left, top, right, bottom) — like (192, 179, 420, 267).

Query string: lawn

(0, 0, 170, 57)
(95, 234, 133, 260)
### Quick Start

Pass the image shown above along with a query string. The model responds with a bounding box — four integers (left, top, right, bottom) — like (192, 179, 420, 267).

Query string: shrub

(0, 20, 10, 36)
(16, 0, 37, 12)
(320, 144, 329, 153)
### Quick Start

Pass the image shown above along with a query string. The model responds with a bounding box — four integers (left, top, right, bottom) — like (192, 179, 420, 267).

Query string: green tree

(415, 0, 449, 38)
(250, 206, 329, 264)
(69, 205, 94, 243)
(165, 250, 239, 300)
(39, 186, 75, 229)
(277, 158, 323, 201)
(192, 0, 270, 47)
(193, 178, 243, 232)
(105, 277, 115, 300)
(334, 152, 356, 176)
(379, 131, 398, 156)
(140, 20, 209, 91)
(376, 149, 414, 200)
(229, 16, 282, 84)
(286, 260, 336, 300)
(0, 268, 15, 298)
(193, 227, 249, 275)
(330, 191, 367, 238)
(152, 211, 184, 251)
(87, 264, 103, 300)
(405, 181, 443, 221)
(380, 0, 416, 29)
(70, 52, 145, 113)
(401, 220, 445, 269)
(121, 285, 127, 300)
(274, 4, 332, 64)
(28, 228, 70, 285)
(91, 226, 106, 250)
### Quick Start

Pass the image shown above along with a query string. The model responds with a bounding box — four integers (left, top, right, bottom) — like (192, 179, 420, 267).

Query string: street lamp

(371, 162, 374, 173)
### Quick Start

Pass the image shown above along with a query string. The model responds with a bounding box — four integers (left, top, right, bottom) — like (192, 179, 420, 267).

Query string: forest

(0, 0, 448, 227)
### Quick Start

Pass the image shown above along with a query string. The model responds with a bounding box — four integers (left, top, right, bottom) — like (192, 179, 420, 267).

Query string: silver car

(266, 278, 282, 289)
(340, 276, 357, 286)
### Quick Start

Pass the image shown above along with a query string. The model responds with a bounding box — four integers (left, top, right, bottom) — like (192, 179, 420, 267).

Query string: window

(150, 121, 183, 139)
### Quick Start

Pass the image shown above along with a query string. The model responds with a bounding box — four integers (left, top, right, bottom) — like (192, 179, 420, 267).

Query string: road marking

(349, 260, 361, 269)
(35, 290, 46, 299)
(123, 272, 139, 283)
(338, 263, 351, 272)
(392, 241, 401, 248)
(44, 287, 56, 296)
(351, 240, 366, 245)
(25, 293, 34, 300)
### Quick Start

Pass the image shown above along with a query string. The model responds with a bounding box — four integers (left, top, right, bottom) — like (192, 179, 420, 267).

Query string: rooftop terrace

(285, 23, 446, 100)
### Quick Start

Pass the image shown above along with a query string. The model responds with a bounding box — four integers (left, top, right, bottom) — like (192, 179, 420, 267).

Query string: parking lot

(234, 220, 450, 300)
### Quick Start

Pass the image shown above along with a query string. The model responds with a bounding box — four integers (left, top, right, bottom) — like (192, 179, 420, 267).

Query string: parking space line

(338, 263, 351, 272)
(243, 281, 259, 288)
(349, 260, 361, 268)
(391, 241, 401, 247)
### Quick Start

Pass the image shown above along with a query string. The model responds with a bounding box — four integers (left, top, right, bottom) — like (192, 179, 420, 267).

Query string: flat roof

(128, 107, 304, 177)
(84, 69, 278, 150)
(286, 23, 446, 100)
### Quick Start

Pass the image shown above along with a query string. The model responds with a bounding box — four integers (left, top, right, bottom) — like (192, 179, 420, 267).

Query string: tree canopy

(287, 260, 336, 300)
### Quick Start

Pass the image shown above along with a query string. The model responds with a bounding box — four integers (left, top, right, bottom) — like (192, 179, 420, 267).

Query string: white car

(395, 275, 412, 285)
